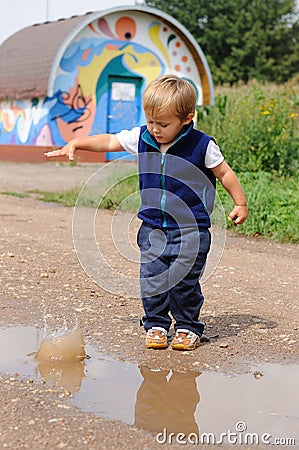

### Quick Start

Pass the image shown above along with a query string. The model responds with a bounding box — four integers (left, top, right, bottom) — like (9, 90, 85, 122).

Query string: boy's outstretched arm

(211, 161, 248, 226)
(44, 134, 124, 160)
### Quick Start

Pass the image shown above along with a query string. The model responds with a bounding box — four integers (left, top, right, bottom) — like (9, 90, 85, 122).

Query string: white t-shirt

(116, 127, 224, 169)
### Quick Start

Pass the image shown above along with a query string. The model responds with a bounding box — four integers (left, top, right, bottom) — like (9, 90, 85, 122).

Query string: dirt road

(0, 162, 298, 449)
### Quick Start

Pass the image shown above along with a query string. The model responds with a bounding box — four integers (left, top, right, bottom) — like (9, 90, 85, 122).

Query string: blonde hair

(142, 74, 196, 121)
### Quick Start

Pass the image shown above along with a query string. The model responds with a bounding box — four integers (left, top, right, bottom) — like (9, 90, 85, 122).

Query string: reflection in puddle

(37, 360, 85, 393)
(135, 367, 200, 435)
(0, 326, 298, 443)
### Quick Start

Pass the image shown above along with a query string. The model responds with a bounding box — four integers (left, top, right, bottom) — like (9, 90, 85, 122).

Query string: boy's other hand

(228, 205, 248, 226)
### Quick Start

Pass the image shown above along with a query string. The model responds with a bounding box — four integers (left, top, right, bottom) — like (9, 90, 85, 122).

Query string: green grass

(29, 188, 81, 207)
(1, 191, 30, 198)
(30, 171, 298, 244)
(217, 172, 298, 243)
(28, 164, 141, 211)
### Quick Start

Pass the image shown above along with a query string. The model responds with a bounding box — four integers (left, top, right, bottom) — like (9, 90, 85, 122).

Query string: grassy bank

(217, 172, 298, 243)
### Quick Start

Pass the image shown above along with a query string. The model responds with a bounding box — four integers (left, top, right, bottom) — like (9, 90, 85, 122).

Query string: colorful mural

(0, 10, 205, 149)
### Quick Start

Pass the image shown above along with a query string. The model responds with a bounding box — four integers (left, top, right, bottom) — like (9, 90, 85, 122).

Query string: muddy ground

(0, 161, 298, 449)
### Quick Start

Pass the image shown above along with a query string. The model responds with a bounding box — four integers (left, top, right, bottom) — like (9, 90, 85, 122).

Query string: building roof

(0, 7, 214, 104)
(0, 14, 89, 101)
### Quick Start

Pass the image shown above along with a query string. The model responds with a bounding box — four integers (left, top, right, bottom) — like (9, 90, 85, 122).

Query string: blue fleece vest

(137, 122, 216, 229)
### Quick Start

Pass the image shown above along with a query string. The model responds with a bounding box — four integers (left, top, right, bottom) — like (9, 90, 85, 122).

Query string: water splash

(35, 326, 86, 362)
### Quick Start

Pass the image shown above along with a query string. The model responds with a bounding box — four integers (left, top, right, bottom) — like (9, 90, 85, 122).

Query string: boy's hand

(228, 205, 248, 226)
(44, 141, 76, 160)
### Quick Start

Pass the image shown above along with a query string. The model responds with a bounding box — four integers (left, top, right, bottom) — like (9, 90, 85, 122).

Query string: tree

(144, 0, 299, 84)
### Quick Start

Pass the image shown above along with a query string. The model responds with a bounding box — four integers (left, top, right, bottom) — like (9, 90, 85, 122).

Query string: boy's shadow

(201, 313, 277, 342)
(134, 366, 201, 435)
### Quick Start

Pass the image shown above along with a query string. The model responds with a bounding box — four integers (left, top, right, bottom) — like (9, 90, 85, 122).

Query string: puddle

(0, 326, 298, 444)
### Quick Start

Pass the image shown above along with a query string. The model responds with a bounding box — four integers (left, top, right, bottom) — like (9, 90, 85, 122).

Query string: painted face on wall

(54, 83, 96, 143)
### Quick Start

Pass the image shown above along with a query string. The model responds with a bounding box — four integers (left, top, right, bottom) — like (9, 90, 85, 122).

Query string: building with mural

(0, 6, 214, 162)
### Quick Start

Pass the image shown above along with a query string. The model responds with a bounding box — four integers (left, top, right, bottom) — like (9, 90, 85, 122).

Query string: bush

(197, 80, 299, 176)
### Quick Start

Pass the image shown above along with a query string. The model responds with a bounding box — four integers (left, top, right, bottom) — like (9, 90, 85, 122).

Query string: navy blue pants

(137, 222, 211, 336)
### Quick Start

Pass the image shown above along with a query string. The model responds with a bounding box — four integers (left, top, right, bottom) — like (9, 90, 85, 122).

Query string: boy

(45, 74, 248, 351)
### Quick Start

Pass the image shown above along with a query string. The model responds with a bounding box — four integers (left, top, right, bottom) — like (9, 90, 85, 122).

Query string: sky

(1, 0, 298, 46)
(0, 0, 141, 45)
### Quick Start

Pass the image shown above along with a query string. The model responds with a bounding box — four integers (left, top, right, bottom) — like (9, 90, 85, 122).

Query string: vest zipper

(160, 153, 167, 227)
